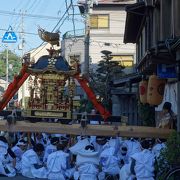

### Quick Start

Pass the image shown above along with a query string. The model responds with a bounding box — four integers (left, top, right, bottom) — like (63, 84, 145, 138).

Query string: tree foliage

(89, 51, 125, 110)
(0, 50, 21, 81)
(138, 102, 155, 126)
(156, 132, 180, 180)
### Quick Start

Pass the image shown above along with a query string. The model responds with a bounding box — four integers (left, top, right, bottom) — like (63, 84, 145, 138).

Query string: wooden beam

(0, 121, 174, 138)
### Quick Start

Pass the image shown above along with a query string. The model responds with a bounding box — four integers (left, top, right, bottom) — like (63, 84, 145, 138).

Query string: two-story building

(124, 0, 180, 129)
(62, 0, 139, 124)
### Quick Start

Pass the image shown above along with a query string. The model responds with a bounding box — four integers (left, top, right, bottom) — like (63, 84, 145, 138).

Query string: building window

(111, 55, 134, 67)
(90, 14, 109, 29)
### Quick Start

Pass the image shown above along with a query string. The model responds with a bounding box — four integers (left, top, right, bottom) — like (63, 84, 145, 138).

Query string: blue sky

(0, 0, 84, 55)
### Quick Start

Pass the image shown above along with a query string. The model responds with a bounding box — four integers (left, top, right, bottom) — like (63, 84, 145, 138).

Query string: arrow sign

(2, 26, 17, 43)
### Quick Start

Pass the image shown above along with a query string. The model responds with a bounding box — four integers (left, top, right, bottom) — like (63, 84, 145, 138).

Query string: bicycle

(164, 166, 180, 180)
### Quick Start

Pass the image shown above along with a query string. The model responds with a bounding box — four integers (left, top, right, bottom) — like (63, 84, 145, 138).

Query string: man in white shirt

(11, 139, 27, 172)
(123, 138, 141, 163)
(0, 136, 16, 177)
(120, 139, 155, 180)
(74, 144, 99, 180)
(47, 142, 70, 180)
(43, 137, 59, 163)
(98, 140, 120, 180)
(21, 143, 47, 178)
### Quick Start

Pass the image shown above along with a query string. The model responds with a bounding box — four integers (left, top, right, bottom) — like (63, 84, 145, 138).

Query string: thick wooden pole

(0, 121, 174, 138)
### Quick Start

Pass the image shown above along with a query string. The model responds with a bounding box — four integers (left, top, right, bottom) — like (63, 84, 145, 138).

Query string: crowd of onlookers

(0, 131, 167, 180)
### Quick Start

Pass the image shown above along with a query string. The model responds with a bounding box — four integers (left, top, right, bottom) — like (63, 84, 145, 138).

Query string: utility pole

(83, 0, 92, 77)
(6, 47, 9, 90)
(20, 11, 25, 108)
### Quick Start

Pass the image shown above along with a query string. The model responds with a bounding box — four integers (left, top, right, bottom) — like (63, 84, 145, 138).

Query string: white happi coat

(69, 138, 90, 155)
(123, 139, 141, 162)
(0, 141, 16, 177)
(43, 144, 57, 163)
(21, 149, 47, 179)
(132, 149, 155, 179)
(74, 149, 99, 180)
(99, 146, 120, 176)
(11, 145, 24, 172)
(47, 150, 69, 180)
(120, 149, 155, 180)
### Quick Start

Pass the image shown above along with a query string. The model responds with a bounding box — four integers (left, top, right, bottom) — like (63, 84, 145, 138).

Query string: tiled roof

(78, 0, 136, 5)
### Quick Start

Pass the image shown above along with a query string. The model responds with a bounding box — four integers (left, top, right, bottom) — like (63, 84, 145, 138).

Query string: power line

(0, 9, 61, 20)
(52, 2, 72, 32)
(0, 28, 38, 36)
(27, 0, 38, 12)
(30, 1, 72, 58)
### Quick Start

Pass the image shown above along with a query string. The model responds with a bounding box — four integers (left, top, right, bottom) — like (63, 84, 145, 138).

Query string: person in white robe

(120, 139, 155, 180)
(21, 143, 47, 179)
(123, 138, 141, 163)
(69, 137, 90, 155)
(0, 137, 16, 177)
(92, 136, 108, 154)
(43, 137, 59, 163)
(118, 145, 129, 168)
(11, 139, 27, 173)
(47, 142, 70, 180)
(74, 144, 99, 180)
(152, 138, 166, 158)
(98, 145, 120, 180)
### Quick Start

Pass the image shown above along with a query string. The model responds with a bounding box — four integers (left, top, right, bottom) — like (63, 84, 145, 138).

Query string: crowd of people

(0, 131, 167, 180)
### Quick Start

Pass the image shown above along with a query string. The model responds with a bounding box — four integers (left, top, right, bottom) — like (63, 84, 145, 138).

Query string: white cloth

(43, 144, 57, 163)
(118, 153, 129, 168)
(77, 163, 99, 180)
(76, 149, 99, 166)
(47, 150, 69, 180)
(119, 163, 133, 180)
(0, 140, 8, 155)
(11, 145, 24, 172)
(120, 149, 155, 180)
(99, 146, 120, 175)
(152, 143, 166, 158)
(132, 149, 155, 179)
(74, 147, 99, 180)
(123, 139, 141, 162)
(0, 154, 16, 177)
(69, 138, 90, 155)
(21, 149, 47, 178)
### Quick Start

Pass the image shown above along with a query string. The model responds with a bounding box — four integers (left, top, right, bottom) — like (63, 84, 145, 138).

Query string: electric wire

(30, 0, 72, 58)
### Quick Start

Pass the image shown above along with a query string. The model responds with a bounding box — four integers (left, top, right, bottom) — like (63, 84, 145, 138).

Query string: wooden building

(124, 0, 180, 130)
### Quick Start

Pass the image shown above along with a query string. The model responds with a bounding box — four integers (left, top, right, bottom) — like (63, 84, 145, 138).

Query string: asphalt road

(0, 175, 48, 180)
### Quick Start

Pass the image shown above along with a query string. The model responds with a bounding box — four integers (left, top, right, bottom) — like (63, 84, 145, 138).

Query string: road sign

(2, 26, 17, 43)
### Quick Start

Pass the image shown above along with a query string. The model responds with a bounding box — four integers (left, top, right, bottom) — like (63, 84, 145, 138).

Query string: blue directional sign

(2, 26, 17, 43)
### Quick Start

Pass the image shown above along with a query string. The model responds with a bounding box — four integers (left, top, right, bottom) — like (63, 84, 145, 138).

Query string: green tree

(138, 102, 156, 126)
(89, 50, 125, 110)
(0, 50, 21, 82)
(156, 132, 180, 180)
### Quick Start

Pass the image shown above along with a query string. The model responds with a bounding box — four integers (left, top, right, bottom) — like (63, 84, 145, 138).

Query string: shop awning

(124, 2, 146, 43)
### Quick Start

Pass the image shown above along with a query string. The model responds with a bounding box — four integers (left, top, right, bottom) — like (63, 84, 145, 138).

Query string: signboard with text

(157, 64, 177, 78)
